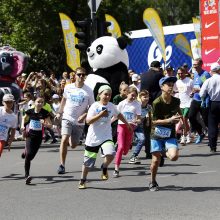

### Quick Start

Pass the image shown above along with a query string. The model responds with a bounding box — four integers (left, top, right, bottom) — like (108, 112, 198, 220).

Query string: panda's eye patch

(96, 45, 103, 54)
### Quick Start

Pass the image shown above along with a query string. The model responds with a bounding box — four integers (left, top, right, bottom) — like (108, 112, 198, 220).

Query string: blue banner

(126, 31, 196, 74)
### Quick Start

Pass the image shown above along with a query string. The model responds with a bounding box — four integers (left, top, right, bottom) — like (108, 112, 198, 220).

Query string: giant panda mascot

(85, 36, 130, 99)
(0, 46, 28, 105)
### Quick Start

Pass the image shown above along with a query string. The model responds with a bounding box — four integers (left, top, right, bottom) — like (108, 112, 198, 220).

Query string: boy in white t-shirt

(0, 94, 17, 157)
(174, 67, 193, 145)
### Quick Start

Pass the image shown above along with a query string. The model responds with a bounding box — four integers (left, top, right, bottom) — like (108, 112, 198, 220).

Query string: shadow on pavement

(88, 186, 149, 192)
(161, 185, 220, 192)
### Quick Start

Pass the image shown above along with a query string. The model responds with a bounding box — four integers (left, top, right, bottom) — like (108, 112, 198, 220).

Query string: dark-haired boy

(149, 76, 182, 191)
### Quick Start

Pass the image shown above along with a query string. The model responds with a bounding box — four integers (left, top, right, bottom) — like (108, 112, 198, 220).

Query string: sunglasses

(76, 73, 86, 77)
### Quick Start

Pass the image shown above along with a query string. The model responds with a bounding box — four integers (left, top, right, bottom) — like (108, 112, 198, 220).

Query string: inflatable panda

(0, 46, 28, 104)
(85, 36, 130, 99)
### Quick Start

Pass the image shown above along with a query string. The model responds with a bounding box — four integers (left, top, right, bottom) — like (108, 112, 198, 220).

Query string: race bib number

(29, 120, 42, 131)
(123, 112, 134, 122)
(154, 126, 171, 138)
(0, 124, 8, 136)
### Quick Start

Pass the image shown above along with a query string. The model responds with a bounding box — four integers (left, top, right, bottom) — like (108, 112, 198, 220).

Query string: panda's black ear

(117, 34, 132, 50)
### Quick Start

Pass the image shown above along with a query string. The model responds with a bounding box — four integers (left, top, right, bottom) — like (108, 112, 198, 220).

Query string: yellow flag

(174, 34, 193, 58)
(143, 8, 166, 62)
(105, 14, 121, 38)
(192, 17, 201, 49)
(59, 13, 80, 70)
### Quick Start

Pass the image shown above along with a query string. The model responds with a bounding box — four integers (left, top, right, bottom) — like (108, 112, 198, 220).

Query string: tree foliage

(0, 0, 199, 75)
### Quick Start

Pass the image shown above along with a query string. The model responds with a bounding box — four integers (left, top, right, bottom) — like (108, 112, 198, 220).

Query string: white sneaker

(180, 136, 186, 145)
(186, 135, 191, 144)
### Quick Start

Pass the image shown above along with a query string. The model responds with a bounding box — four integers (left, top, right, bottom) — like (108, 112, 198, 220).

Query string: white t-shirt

(0, 107, 17, 141)
(117, 99, 141, 124)
(85, 102, 119, 146)
(62, 83, 95, 125)
(174, 77, 193, 108)
(52, 102, 60, 113)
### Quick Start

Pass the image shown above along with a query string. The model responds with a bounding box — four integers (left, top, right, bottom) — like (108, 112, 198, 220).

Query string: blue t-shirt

(193, 70, 211, 101)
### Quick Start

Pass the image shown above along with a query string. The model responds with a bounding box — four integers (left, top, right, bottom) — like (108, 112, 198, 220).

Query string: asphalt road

(1, 138, 220, 220)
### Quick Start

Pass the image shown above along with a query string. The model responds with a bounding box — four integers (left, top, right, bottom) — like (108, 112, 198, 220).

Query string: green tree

(0, 0, 199, 75)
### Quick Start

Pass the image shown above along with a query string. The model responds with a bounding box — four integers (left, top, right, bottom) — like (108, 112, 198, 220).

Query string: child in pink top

(114, 87, 141, 177)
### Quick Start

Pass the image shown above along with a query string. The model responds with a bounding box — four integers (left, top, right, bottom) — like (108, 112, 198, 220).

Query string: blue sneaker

(57, 165, 65, 174)
(195, 134, 205, 144)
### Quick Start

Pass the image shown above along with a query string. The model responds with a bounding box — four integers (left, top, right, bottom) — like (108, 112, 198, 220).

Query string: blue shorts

(150, 138, 178, 153)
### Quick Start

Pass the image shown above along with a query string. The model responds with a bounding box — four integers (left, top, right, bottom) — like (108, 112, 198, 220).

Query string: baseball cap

(98, 85, 112, 94)
(210, 62, 220, 72)
(3, 94, 15, 102)
(150, 61, 161, 68)
(159, 76, 177, 86)
(52, 94, 59, 99)
(131, 74, 139, 82)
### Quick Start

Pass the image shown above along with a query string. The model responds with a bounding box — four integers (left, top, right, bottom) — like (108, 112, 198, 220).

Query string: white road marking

(92, 180, 120, 185)
(31, 187, 61, 191)
(197, 170, 217, 174)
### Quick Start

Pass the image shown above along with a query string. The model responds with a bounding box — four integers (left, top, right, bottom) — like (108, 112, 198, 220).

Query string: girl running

(79, 85, 131, 189)
(21, 95, 52, 184)
(114, 87, 142, 177)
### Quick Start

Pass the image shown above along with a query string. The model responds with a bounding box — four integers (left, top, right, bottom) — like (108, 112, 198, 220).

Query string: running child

(79, 85, 131, 189)
(129, 90, 152, 164)
(114, 86, 142, 177)
(149, 76, 182, 191)
(0, 94, 17, 157)
(20, 95, 52, 184)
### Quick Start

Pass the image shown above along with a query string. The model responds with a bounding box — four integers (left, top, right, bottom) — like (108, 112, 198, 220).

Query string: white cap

(3, 94, 15, 102)
(131, 74, 139, 82)
(210, 62, 220, 72)
(52, 94, 59, 99)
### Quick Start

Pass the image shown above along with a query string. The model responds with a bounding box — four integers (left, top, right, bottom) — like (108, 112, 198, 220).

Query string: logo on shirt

(70, 92, 85, 106)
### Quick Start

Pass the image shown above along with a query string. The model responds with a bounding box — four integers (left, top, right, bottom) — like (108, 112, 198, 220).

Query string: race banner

(174, 33, 193, 58)
(200, 0, 220, 71)
(192, 17, 201, 48)
(143, 8, 166, 62)
(105, 14, 121, 38)
(59, 13, 80, 70)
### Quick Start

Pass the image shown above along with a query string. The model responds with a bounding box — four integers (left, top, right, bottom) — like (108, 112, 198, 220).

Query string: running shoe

(78, 179, 86, 189)
(210, 148, 217, 153)
(149, 181, 159, 191)
(195, 134, 205, 144)
(21, 152, 25, 159)
(101, 164, 108, 180)
(180, 135, 186, 145)
(129, 156, 136, 164)
(129, 156, 141, 164)
(186, 135, 191, 144)
(25, 176, 32, 185)
(113, 170, 119, 178)
(57, 164, 65, 174)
